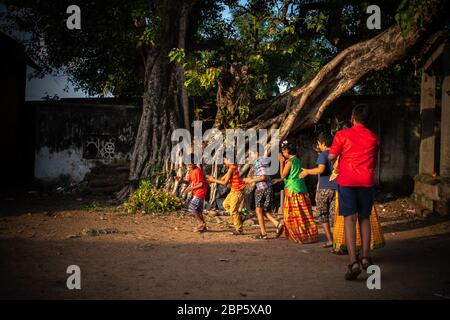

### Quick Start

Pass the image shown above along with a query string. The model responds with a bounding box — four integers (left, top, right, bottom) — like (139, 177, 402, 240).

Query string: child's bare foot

(322, 242, 333, 248)
(231, 230, 244, 236)
(194, 225, 207, 233)
(254, 233, 268, 240)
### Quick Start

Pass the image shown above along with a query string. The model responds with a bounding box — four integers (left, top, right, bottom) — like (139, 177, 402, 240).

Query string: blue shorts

(337, 185, 375, 218)
(188, 196, 204, 213)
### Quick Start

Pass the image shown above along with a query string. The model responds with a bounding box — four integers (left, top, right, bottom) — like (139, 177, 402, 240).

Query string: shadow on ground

(1, 232, 449, 300)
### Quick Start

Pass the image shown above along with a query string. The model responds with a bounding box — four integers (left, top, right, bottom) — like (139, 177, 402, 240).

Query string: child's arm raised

(243, 176, 265, 184)
(175, 176, 190, 184)
(279, 158, 291, 180)
(299, 164, 325, 179)
(206, 166, 234, 186)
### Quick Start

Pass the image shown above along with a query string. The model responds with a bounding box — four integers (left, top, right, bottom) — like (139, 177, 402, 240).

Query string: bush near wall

(123, 180, 184, 214)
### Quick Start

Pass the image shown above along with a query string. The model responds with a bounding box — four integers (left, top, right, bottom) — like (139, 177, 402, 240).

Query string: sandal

(275, 223, 284, 238)
(345, 260, 362, 281)
(254, 233, 268, 240)
(359, 256, 374, 271)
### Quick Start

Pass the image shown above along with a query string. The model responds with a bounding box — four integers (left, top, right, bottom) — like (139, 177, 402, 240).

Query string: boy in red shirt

(176, 163, 208, 232)
(329, 105, 380, 281)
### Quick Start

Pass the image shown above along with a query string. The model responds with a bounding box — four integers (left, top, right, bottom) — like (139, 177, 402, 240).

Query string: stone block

(414, 179, 440, 201)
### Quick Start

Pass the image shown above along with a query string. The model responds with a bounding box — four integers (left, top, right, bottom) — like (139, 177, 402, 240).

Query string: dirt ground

(1, 190, 450, 300)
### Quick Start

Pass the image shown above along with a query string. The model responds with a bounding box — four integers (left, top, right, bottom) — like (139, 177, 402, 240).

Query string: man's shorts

(316, 188, 336, 225)
(254, 188, 274, 212)
(337, 185, 374, 218)
(188, 196, 204, 213)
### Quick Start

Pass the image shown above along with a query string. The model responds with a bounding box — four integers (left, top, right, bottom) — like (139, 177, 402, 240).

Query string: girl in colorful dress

(273, 141, 319, 244)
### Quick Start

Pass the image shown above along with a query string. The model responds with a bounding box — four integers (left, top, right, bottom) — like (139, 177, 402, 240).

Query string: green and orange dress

(282, 157, 319, 244)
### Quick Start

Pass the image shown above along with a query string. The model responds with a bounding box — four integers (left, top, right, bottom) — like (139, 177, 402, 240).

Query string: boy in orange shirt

(176, 163, 208, 232)
(207, 156, 246, 235)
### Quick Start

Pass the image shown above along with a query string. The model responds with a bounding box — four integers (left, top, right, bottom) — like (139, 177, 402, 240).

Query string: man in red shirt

(329, 105, 380, 281)
(176, 163, 208, 232)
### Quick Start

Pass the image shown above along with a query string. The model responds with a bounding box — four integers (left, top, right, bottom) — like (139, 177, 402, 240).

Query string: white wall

(34, 146, 97, 182)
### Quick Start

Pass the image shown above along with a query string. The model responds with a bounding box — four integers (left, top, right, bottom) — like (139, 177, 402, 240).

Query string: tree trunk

(177, 1, 191, 130)
(214, 63, 249, 129)
(118, 0, 196, 200)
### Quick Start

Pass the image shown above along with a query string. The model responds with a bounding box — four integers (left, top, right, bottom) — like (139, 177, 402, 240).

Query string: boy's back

(330, 124, 379, 187)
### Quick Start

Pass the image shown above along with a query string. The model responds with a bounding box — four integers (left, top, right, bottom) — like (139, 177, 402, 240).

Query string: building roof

(418, 33, 448, 73)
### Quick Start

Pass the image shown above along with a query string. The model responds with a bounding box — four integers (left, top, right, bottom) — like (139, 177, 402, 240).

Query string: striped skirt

(283, 191, 319, 244)
(333, 192, 385, 252)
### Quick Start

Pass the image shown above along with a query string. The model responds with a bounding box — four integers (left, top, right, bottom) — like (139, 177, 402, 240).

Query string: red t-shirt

(329, 124, 379, 187)
(187, 166, 207, 199)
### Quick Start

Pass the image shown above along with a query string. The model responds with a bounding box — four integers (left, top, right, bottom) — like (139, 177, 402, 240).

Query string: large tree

(1, 0, 227, 197)
(2, 0, 448, 200)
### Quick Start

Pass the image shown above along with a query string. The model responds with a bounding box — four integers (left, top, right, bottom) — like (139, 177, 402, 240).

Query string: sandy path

(1, 194, 449, 299)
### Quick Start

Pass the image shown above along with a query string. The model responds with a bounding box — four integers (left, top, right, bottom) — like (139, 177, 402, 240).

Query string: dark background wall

(23, 95, 420, 196)
(29, 99, 142, 182)
(0, 33, 34, 186)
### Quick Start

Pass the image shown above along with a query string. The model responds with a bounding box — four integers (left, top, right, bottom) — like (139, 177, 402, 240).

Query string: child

(207, 156, 246, 235)
(176, 163, 208, 232)
(328, 105, 380, 280)
(243, 150, 283, 239)
(272, 141, 318, 244)
(299, 132, 336, 248)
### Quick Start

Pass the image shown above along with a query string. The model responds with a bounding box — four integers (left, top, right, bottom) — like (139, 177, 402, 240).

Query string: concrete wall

(29, 100, 141, 182)
(29, 95, 420, 196)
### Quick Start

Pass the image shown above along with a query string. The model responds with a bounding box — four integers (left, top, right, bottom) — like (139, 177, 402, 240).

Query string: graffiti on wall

(83, 135, 116, 160)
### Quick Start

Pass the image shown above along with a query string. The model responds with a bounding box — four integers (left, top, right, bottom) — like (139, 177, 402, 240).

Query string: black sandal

(254, 233, 268, 240)
(345, 260, 362, 281)
(359, 256, 373, 271)
(275, 223, 284, 238)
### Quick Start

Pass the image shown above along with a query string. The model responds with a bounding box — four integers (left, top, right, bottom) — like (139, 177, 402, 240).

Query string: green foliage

(123, 180, 183, 214)
(84, 201, 101, 212)
(395, 0, 430, 35)
(2, 0, 433, 111)
(356, 59, 421, 95)
(1, 0, 222, 99)
(306, 12, 327, 32)
(169, 48, 220, 94)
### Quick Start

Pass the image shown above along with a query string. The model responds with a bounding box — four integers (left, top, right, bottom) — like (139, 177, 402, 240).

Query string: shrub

(123, 180, 183, 214)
